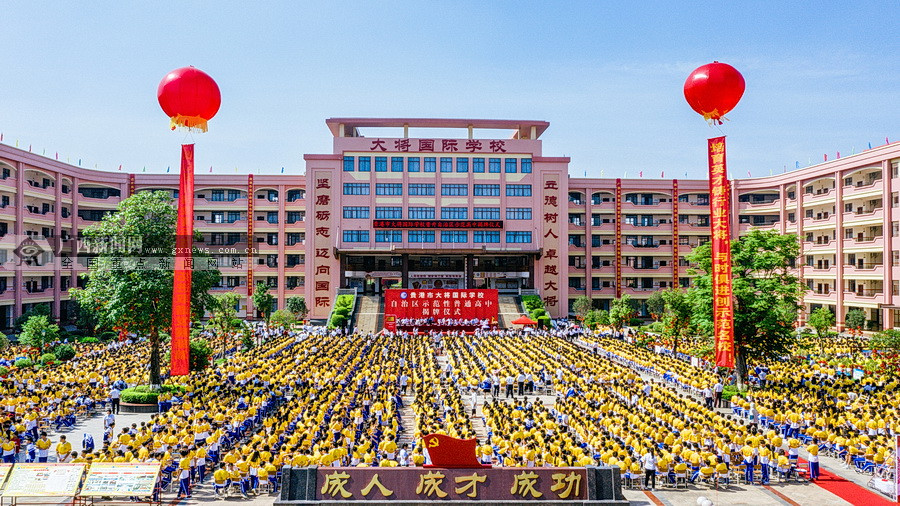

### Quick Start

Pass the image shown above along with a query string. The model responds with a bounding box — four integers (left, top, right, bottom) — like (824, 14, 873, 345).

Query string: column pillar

(834, 171, 844, 330)
(401, 253, 409, 288)
(14, 162, 24, 321)
(882, 160, 893, 330)
(465, 254, 474, 289)
(52, 170, 62, 321)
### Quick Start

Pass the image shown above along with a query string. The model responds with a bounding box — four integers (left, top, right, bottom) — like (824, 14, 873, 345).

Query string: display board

(0, 464, 11, 490)
(384, 289, 498, 322)
(80, 462, 161, 497)
(1, 463, 85, 497)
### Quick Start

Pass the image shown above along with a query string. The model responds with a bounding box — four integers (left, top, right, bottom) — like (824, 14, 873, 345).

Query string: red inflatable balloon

(157, 66, 221, 132)
(683, 61, 745, 123)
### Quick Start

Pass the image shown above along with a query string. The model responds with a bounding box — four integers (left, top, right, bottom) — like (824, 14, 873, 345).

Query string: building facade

(0, 117, 898, 330)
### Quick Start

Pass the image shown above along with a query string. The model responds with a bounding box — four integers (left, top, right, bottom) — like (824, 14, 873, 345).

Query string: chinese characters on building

(369, 138, 508, 153)
(541, 178, 561, 311)
(312, 173, 333, 314)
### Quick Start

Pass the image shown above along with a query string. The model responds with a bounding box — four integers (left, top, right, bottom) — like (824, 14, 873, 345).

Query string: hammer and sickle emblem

(427, 437, 440, 448)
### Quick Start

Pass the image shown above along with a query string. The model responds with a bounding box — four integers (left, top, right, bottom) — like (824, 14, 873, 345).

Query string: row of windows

(342, 183, 533, 196)
(343, 156, 533, 174)
(341, 206, 533, 220)
(342, 230, 533, 243)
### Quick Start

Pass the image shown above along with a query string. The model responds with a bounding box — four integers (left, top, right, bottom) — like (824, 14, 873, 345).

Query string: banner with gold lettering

(708, 136, 735, 368)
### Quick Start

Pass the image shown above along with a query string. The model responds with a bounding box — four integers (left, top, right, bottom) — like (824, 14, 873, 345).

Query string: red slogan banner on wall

(708, 136, 735, 368)
(384, 289, 498, 321)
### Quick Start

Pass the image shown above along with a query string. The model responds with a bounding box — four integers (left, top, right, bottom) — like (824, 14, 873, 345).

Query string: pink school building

(0, 117, 898, 330)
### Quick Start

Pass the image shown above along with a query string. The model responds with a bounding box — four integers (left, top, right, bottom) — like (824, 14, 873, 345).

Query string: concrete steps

(355, 295, 383, 333)
(497, 295, 523, 328)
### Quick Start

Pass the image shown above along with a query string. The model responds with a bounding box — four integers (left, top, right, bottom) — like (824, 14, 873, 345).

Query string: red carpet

(799, 459, 895, 505)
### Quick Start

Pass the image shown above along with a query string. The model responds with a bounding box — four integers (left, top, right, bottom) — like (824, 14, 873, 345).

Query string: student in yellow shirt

(56, 436, 72, 463)
(212, 463, 231, 498)
(177, 449, 192, 499)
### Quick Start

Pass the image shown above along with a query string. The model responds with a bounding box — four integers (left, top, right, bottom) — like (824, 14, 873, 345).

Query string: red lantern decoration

(683, 61, 745, 124)
(157, 66, 221, 132)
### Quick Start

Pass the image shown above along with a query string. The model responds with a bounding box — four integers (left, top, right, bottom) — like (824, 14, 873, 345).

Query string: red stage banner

(170, 144, 194, 376)
(384, 289, 498, 322)
(383, 314, 397, 332)
(708, 136, 735, 368)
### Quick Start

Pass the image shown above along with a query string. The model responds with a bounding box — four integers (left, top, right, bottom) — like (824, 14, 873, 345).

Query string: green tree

(660, 288, 692, 357)
(609, 294, 636, 332)
(207, 291, 242, 357)
(269, 309, 297, 327)
(0, 332, 9, 352)
(69, 191, 221, 385)
(807, 307, 835, 354)
(252, 282, 275, 321)
(189, 338, 213, 371)
(583, 309, 610, 328)
(870, 329, 900, 352)
(20, 315, 59, 353)
(686, 229, 804, 386)
(286, 296, 309, 320)
(845, 309, 866, 334)
(572, 296, 593, 321)
(646, 291, 666, 321)
(15, 303, 51, 330)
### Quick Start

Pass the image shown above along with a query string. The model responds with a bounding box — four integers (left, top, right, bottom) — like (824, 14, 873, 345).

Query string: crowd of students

(0, 320, 895, 500)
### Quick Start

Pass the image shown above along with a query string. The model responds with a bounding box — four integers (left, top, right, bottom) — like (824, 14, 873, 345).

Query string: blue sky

(0, 1, 897, 177)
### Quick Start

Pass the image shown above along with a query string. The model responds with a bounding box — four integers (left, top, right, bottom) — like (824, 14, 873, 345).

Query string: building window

(287, 211, 304, 224)
(441, 231, 468, 243)
(408, 183, 435, 196)
(342, 206, 370, 219)
(408, 207, 435, 219)
(408, 157, 420, 172)
(521, 158, 532, 173)
(506, 184, 532, 197)
(441, 184, 468, 196)
(505, 158, 517, 173)
(343, 156, 355, 171)
(424, 157, 436, 172)
(506, 231, 532, 243)
(506, 207, 532, 220)
(473, 158, 485, 173)
(375, 207, 402, 219)
(375, 230, 402, 242)
(489, 158, 501, 173)
(287, 189, 305, 201)
(391, 157, 404, 172)
(343, 230, 369, 242)
(343, 183, 370, 195)
(456, 158, 469, 172)
(375, 183, 402, 195)
(375, 157, 387, 172)
(408, 230, 435, 243)
(473, 184, 500, 196)
(441, 207, 468, 219)
(473, 207, 500, 219)
(440, 157, 453, 172)
(358, 156, 371, 172)
(473, 231, 500, 243)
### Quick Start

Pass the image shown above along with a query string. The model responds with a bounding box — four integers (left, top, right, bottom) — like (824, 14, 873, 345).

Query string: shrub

(335, 295, 354, 308)
(78, 337, 100, 344)
(537, 316, 551, 329)
(54, 344, 76, 361)
(99, 331, 118, 342)
(334, 306, 351, 318)
(0, 333, 8, 351)
(330, 314, 348, 329)
(39, 353, 57, 365)
(14, 358, 33, 368)
(629, 317, 644, 327)
(121, 384, 184, 404)
(0, 366, 8, 376)
(241, 332, 254, 351)
(722, 385, 748, 402)
(530, 308, 547, 319)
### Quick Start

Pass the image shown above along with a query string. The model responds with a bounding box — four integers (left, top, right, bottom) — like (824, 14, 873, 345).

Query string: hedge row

(121, 384, 185, 404)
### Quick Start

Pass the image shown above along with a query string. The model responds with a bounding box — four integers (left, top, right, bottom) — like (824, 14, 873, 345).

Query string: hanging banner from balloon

(708, 137, 735, 368)
(684, 61, 744, 369)
(158, 66, 221, 376)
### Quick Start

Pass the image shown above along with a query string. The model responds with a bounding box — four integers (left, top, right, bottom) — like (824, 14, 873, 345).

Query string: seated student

(690, 464, 715, 484)
(265, 459, 279, 493)
(213, 463, 231, 497)
(714, 458, 729, 485)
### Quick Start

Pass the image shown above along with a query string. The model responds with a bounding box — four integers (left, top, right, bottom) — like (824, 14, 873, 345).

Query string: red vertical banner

(672, 179, 679, 289)
(128, 173, 135, 198)
(247, 174, 254, 300)
(615, 179, 622, 297)
(708, 137, 735, 368)
(170, 144, 194, 376)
